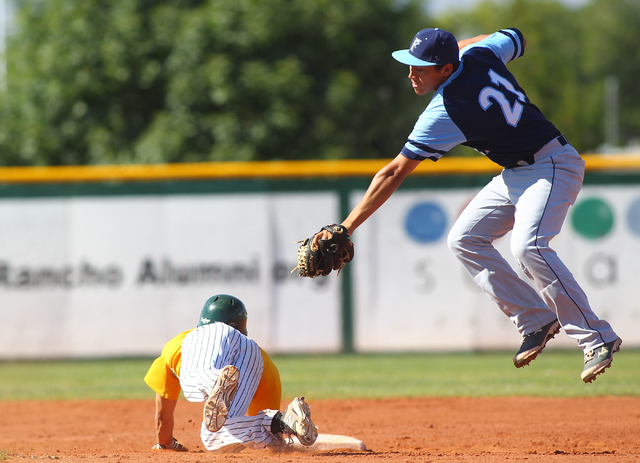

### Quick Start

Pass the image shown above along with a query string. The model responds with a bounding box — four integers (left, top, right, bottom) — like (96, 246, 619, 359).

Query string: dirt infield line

(1, 397, 639, 462)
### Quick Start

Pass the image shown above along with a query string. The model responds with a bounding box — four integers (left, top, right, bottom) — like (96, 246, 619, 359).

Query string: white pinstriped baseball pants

(447, 138, 618, 352)
(179, 322, 282, 452)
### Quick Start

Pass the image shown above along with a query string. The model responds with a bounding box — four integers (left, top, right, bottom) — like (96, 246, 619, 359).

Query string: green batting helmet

(198, 294, 248, 335)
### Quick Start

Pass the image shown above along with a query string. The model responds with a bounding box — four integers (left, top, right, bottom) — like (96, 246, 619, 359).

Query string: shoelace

(530, 326, 544, 336)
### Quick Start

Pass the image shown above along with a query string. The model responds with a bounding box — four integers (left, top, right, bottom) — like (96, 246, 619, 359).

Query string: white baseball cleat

(280, 397, 318, 446)
(203, 364, 240, 432)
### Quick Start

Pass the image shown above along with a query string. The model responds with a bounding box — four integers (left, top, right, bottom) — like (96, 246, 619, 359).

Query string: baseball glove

(292, 224, 354, 278)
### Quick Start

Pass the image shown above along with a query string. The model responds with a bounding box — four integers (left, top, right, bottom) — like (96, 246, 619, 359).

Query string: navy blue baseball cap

(392, 28, 459, 66)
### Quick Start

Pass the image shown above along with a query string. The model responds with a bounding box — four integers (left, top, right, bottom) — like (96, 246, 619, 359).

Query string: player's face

(408, 65, 451, 95)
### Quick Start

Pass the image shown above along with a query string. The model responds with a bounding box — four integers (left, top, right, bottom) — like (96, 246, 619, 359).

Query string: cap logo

(392, 28, 459, 67)
(200, 317, 210, 324)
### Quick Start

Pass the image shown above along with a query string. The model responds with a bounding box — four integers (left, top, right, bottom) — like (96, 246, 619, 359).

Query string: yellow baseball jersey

(144, 328, 282, 414)
(144, 329, 193, 401)
(247, 348, 282, 415)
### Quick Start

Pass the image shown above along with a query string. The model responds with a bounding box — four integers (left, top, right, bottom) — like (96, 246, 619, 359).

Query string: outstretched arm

(154, 393, 178, 447)
(342, 154, 420, 233)
(313, 154, 420, 246)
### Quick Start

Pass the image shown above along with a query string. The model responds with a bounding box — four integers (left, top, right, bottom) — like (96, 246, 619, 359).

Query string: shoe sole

(581, 338, 622, 383)
(203, 365, 240, 432)
(513, 321, 561, 368)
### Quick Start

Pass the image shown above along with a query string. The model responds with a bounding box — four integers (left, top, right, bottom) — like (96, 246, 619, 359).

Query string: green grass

(0, 357, 154, 401)
(0, 350, 638, 401)
(278, 350, 640, 398)
(0, 450, 8, 461)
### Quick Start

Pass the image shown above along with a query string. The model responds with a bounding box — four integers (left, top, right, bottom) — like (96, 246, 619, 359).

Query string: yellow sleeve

(143, 329, 194, 401)
(247, 348, 282, 416)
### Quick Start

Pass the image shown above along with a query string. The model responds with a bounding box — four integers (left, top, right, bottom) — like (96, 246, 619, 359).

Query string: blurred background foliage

(0, 0, 638, 166)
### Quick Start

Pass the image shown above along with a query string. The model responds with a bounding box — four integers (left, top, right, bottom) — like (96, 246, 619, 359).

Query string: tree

(438, 0, 589, 152)
(438, 0, 640, 153)
(581, 0, 640, 150)
(0, 0, 428, 165)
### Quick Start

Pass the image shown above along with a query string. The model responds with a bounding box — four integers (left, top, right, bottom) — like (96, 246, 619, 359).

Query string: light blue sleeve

(460, 28, 525, 65)
(401, 93, 467, 161)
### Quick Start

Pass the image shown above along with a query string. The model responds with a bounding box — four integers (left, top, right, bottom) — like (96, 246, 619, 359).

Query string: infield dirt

(1, 397, 639, 462)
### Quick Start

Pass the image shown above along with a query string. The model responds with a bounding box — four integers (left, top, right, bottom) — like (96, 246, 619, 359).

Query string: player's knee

(510, 240, 536, 264)
(447, 228, 472, 257)
(446, 229, 462, 254)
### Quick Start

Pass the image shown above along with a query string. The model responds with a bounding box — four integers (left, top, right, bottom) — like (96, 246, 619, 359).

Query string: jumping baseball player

(144, 294, 318, 452)
(305, 28, 621, 383)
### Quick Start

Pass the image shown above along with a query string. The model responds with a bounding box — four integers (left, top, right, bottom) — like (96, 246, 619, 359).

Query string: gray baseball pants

(447, 137, 618, 352)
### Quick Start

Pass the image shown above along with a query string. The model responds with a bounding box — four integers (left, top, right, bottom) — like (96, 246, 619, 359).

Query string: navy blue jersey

(401, 28, 561, 168)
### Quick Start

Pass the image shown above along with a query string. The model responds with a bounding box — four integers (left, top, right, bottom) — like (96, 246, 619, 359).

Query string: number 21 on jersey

(478, 69, 526, 127)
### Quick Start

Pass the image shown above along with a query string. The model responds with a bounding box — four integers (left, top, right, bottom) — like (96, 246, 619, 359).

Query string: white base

(292, 433, 366, 451)
(210, 433, 367, 454)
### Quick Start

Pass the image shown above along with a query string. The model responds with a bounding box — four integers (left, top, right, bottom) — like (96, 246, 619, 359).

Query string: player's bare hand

(151, 439, 188, 452)
(294, 224, 354, 278)
(312, 229, 333, 248)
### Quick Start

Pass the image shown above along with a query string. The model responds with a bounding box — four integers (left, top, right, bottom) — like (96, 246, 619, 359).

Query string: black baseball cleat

(513, 319, 561, 368)
(581, 338, 622, 383)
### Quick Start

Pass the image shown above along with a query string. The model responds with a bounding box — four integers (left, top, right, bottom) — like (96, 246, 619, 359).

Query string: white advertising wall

(0, 193, 342, 358)
(1, 183, 639, 359)
(352, 185, 640, 352)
